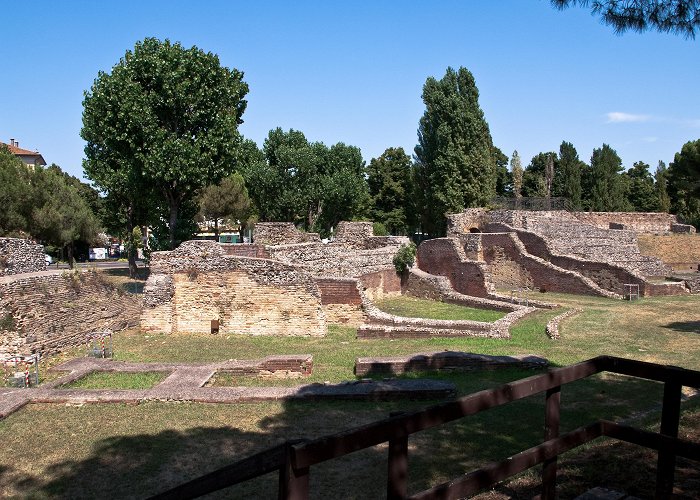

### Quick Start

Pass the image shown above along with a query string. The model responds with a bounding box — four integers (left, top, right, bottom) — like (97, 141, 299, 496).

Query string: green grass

(1, 292, 699, 498)
(374, 295, 506, 322)
(62, 371, 168, 389)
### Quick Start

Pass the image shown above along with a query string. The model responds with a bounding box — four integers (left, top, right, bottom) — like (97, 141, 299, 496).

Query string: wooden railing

(150, 356, 700, 500)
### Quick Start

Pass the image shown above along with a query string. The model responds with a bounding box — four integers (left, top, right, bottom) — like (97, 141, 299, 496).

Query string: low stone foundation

(355, 351, 549, 376)
(545, 308, 583, 339)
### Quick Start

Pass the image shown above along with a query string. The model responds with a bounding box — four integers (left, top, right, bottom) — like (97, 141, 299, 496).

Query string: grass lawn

(62, 371, 168, 389)
(373, 295, 506, 322)
(0, 288, 699, 498)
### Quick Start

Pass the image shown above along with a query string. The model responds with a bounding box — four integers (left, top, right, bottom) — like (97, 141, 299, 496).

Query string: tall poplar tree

(654, 160, 671, 213)
(367, 147, 414, 235)
(511, 150, 524, 204)
(414, 66, 496, 236)
(556, 141, 583, 210)
(589, 144, 629, 211)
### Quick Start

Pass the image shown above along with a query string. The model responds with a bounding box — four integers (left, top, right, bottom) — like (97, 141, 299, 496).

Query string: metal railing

(151, 356, 700, 500)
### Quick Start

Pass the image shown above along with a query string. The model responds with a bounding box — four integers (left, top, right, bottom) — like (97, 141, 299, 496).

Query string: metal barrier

(150, 356, 700, 500)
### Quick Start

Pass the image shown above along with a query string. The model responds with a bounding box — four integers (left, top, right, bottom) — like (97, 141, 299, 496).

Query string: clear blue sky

(1, 1, 698, 180)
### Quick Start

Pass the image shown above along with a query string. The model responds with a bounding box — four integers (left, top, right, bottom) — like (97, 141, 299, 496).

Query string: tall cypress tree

(556, 141, 583, 210)
(589, 144, 629, 211)
(511, 150, 524, 202)
(654, 160, 671, 213)
(414, 66, 496, 236)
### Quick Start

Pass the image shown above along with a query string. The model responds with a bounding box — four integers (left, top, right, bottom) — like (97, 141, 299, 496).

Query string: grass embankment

(1, 284, 698, 498)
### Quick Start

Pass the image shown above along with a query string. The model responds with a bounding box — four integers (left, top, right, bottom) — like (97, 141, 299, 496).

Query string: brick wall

(0, 271, 140, 357)
(359, 269, 402, 301)
(572, 212, 684, 233)
(141, 240, 326, 336)
(0, 238, 46, 276)
(220, 244, 269, 259)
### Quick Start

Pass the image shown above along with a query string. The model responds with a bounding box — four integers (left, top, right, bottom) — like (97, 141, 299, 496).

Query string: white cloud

(606, 112, 651, 123)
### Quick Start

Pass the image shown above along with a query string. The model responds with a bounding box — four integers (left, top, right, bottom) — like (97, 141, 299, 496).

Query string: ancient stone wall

(141, 240, 326, 336)
(480, 233, 616, 297)
(637, 234, 700, 271)
(359, 269, 402, 302)
(253, 222, 320, 245)
(416, 238, 493, 298)
(0, 271, 140, 357)
(0, 238, 46, 276)
(571, 212, 690, 233)
(267, 242, 403, 278)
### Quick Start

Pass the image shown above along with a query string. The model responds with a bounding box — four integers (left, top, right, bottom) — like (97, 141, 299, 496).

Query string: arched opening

(469, 227, 482, 233)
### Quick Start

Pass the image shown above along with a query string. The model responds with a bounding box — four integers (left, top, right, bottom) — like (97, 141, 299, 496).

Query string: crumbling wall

(267, 242, 404, 278)
(0, 271, 140, 357)
(0, 238, 46, 275)
(253, 222, 320, 245)
(141, 240, 326, 336)
(637, 234, 700, 271)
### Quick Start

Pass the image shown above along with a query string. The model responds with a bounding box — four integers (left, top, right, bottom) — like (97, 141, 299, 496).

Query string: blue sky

(1, 1, 698, 180)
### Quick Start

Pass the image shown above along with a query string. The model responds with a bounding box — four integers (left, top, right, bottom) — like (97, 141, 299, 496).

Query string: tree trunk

(126, 207, 138, 279)
(66, 243, 74, 269)
(166, 189, 179, 250)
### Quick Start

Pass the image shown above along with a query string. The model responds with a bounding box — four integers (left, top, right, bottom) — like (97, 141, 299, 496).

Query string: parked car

(44, 254, 53, 265)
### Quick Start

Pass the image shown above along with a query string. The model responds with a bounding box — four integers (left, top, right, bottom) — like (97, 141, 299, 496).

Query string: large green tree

(414, 66, 496, 236)
(552, 1, 700, 38)
(668, 139, 700, 228)
(82, 37, 249, 257)
(0, 146, 31, 236)
(625, 161, 659, 211)
(589, 144, 630, 211)
(29, 167, 101, 267)
(367, 147, 414, 235)
(523, 152, 556, 198)
(241, 128, 369, 235)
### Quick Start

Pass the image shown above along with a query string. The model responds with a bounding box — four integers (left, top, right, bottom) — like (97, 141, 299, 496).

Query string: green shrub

(393, 243, 417, 273)
(372, 222, 388, 236)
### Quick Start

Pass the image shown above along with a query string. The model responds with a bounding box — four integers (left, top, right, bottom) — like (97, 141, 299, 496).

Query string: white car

(44, 254, 53, 265)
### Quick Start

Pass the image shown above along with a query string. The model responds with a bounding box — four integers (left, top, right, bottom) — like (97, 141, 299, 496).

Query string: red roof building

(1, 138, 46, 168)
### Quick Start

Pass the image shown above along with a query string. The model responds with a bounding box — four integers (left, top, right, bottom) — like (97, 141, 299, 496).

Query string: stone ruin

(430, 208, 698, 298)
(0, 238, 46, 276)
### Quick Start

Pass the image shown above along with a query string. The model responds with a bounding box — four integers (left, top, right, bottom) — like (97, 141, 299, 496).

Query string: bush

(393, 243, 417, 273)
(373, 222, 388, 236)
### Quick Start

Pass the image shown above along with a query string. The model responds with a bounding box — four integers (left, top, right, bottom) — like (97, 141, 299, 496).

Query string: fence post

(542, 385, 561, 500)
(279, 441, 309, 500)
(656, 380, 682, 499)
(387, 411, 408, 500)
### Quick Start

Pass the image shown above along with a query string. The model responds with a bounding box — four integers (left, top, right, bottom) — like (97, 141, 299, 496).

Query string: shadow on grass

(0, 369, 679, 498)
(663, 321, 700, 334)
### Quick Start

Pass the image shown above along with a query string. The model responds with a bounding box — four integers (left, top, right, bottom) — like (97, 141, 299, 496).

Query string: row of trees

(0, 147, 101, 265)
(75, 39, 697, 279)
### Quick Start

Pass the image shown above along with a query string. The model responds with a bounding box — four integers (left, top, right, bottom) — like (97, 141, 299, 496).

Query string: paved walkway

(0, 357, 456, 420)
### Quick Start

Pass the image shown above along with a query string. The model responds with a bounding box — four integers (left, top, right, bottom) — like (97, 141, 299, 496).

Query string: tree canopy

(552, 0, 700, 38)
(240, 128, 369, 236)
(668, 139, 700, 227)
(414, 66, 496, 236)
(367, 147, 415, 235)
(82, 37, 249, 257)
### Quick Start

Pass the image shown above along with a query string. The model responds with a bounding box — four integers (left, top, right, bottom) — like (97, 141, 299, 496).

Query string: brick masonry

(0, 270, 140, 357)
(141, 240, 326, 336)
(0, 238, 46, 276)
(355, 351, 549, 376)
(637, 234, 700, 272)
